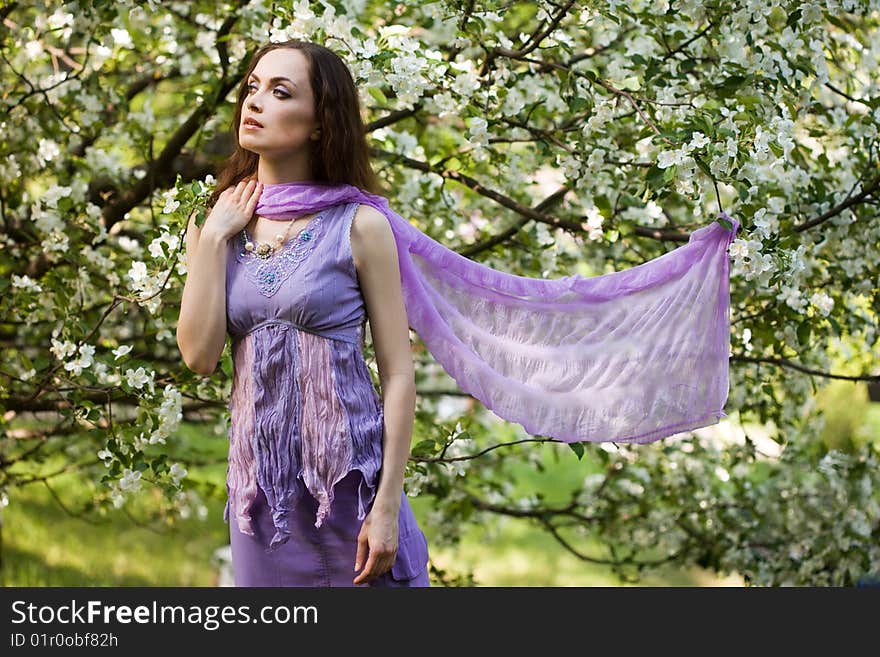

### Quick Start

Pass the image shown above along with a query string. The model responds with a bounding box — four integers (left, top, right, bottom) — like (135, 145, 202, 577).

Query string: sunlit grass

(1, 423, 230, 587)
(16, 380, 878, 588)
(1, 475, 229, 587)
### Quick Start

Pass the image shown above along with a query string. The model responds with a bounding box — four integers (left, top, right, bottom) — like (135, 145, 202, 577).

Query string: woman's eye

(247, 83, 289, 98)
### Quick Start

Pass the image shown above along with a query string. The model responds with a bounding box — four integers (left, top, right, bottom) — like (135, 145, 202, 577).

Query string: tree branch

(732, 353, 880, 382)
(793, 174, 880, 232)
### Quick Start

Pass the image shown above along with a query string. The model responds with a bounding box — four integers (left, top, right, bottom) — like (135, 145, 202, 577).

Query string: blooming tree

(1, 0, 878, 586)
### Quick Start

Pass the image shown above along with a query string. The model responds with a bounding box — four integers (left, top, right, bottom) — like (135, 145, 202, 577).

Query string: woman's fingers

(352, 547, 396, 584)
(354, 532, 368, 572)
(230, 179, 252, 201)
(353, 552, 379, 585)
(246, 182, 262, 211)
(229, 181, 243, 200)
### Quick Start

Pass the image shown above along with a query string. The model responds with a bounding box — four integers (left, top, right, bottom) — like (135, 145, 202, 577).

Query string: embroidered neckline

(240, 210, 325, 256)
(235, 208, 331, 297)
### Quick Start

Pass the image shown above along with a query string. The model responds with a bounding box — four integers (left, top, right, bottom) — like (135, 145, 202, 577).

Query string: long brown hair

(207, 40, 384, 210)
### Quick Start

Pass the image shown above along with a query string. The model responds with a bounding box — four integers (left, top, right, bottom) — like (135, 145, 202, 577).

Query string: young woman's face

(239, 48, 320, 156)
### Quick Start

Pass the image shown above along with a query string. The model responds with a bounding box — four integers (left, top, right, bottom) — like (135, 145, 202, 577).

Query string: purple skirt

(229, 470, 430, 587)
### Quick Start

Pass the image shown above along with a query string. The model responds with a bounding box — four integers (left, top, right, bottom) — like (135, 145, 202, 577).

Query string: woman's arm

(176, 180, 262, 375)
(175, 210, 230, 375)
(350, 203, 417, 584)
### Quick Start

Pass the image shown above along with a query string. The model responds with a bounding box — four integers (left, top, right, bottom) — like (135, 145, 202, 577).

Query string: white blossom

(11, 275, 42, 293)
(50, 339, 77, 360)
(111, 28, 134, 49)
(467, 117, 489, 149)
(167, 463, 187, 487)
(125, 366, 154, 393)
(161, 188, 180, 214)
(37, 139, 60, 165)
(112, 345, 133, 360)
(63, 344, 95, 376)
(810, 291, 834, 316)
(119, 468, 142, 492)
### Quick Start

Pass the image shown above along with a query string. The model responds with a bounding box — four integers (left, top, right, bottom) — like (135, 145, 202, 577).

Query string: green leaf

(827, 315, 842, 336)
(797, 320, 812, 346)
(413, 439, 437, 455)
(569, 441, 584, 460)
(745, 91, 769, 108)
(644, 165, 666, 192)
(619, 76, 641, 91)
(594, 195, 613, 217)
(716, 75, 749, 95)
(368, 86, 387, 105)
(570, 97, 589, 113)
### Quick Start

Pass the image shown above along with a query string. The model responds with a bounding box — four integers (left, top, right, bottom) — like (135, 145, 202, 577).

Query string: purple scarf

(255, 180, 739, 444)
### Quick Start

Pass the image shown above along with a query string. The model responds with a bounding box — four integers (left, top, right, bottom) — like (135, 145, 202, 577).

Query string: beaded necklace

(241, 213, 316, 260)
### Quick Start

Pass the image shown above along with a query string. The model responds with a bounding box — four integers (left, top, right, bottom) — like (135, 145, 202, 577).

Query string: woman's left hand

(353, 507, 399, 585)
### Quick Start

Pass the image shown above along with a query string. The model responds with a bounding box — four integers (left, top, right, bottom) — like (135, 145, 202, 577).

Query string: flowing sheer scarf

(253, 181, 739, 444)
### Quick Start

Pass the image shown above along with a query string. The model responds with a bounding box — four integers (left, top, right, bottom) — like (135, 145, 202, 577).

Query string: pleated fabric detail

(250, 324, 303, 551)
(225, 323, 384, 553)
(328, 338, 384, 521)
(296, 329, 354, 529)
(225, 332, 259, 535)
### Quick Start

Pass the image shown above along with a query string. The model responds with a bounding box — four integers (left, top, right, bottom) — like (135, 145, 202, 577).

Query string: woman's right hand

(203, 179, 263, 241)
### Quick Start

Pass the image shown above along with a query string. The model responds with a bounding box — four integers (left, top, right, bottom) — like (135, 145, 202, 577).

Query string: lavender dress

(223, 201, 430, 587)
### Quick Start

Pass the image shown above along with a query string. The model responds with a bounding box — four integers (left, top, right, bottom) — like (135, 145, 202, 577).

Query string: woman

(176, 40, 430, 587)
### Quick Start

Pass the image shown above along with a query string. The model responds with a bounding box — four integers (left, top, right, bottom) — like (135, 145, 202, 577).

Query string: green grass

(0, 419, 755, 587)
(2, 470, 739, 587)
(423, 521, 742, 587)
(1, 472, 229, 587)
(816, 379, 880, 451)
(1, 422, 231, 587)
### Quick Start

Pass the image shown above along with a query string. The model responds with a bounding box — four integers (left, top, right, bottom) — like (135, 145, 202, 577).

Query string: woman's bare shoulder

(350, 204, 394, 271)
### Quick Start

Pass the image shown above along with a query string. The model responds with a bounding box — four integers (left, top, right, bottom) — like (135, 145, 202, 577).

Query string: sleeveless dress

(222, 200, 430, 587)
